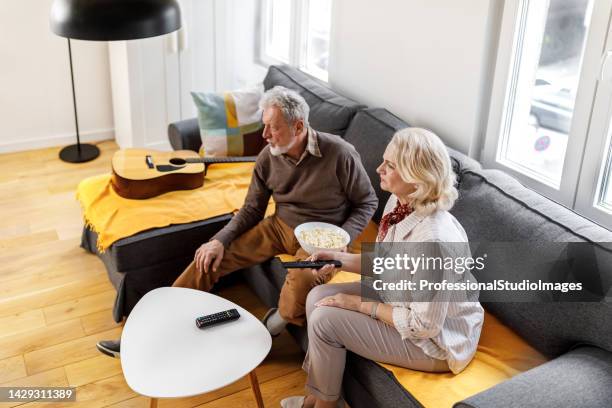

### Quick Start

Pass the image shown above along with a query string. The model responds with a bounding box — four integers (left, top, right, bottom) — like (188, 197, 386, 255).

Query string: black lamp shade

(50, 0, 182, 41)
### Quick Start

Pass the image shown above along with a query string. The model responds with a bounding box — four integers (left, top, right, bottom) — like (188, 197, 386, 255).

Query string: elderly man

(96, 86, 377, 358)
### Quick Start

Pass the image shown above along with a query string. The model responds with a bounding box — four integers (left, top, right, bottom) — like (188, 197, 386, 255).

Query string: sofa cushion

(385, 310, 547, 408)
(191, 86, 266, 157)
(451, 168, 612, 357)
(453, 169, 612, 242)
(263, 65, 365, 136)
(343, 108, 481, 223)
(343, 109, 404, 222)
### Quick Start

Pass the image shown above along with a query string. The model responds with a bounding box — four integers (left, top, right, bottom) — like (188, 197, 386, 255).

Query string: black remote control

(281, 260, 342, 269)
(196, 308, 240, 329)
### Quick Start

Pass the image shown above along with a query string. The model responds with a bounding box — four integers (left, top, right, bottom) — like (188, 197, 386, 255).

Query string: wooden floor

(0, 141, 306, 407)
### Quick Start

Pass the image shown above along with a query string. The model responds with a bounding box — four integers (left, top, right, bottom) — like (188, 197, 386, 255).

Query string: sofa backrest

(343, 108, 481, 222)
(452, 167, 612, 357)
(263, 65, 365, 136)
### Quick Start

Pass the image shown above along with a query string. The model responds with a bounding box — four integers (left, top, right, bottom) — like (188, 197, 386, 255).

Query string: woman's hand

(308, 250, 362, 274)
(315, 293, 362, 312)
(307, 250, 342, 262)
(315, 294, 396, 327)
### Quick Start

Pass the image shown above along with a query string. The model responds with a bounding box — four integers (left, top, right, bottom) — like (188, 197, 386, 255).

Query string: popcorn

(299, 227, 345, 249)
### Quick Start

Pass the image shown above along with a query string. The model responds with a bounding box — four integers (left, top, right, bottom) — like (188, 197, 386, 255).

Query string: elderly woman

(281, 128, 484, 408)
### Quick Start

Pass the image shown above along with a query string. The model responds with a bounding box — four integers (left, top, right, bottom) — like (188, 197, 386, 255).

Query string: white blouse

(378, 194, 484, 374)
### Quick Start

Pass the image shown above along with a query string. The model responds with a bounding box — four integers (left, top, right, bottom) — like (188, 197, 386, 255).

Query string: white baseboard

(0, 128, 115, 154)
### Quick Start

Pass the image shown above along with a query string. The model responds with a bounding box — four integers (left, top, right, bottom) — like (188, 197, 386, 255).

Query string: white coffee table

(120, 287, 272, 408)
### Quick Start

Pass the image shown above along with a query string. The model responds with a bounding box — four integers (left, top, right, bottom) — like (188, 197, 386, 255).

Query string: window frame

(257, 0, 331, 82)
(258, 0, 294, 66)
(574, 40, 612, 229)
(482, 0, 612, 230)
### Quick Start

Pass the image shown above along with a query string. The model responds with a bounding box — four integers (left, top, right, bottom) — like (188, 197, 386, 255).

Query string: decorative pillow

(191, 85, 266, 157)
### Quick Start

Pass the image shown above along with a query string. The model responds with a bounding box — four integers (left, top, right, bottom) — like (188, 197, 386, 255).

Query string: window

(575, 77, 612, 227)
(262, 0, 292, 63)
(300, 0, 332, 80)
(484, 0, 612, 230)
(259, 0, 332, 81)
(496, 0, 593, 187)
(598, 138, 612, 209)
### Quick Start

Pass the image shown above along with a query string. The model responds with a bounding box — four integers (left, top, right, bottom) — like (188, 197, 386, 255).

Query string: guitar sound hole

(169, 158, 187, 166)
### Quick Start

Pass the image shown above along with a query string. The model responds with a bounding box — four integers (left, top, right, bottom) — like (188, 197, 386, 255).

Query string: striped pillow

(191, 86, 266, 157)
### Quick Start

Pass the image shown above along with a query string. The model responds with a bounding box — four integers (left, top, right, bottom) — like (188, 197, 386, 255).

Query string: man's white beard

(269, 135, 298, 156)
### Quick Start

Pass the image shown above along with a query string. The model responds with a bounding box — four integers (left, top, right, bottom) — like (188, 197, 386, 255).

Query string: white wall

(0, 0, 114, 153)
(0, 1, 503, 156)
(329, 0, 503, 156)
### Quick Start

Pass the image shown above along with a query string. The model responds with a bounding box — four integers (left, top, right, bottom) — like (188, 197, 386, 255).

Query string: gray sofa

(83, 65, 612, 407)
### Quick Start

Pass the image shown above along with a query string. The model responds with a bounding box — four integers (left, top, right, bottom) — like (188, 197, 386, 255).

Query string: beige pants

(172, 215, 335, 325)
(302, 282, 450, 401)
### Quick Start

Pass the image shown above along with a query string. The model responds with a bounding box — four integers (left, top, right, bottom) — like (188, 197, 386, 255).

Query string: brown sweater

(212, 130, 378, 247)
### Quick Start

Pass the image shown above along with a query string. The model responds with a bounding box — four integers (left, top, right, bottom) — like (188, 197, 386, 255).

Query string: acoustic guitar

(111, 149, 257, 199)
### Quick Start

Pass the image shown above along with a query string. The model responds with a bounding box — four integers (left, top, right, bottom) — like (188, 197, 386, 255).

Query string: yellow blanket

(77, 163, 273, 252)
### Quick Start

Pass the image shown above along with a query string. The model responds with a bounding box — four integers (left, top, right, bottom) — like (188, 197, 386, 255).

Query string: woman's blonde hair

(389, 127, 458, 212)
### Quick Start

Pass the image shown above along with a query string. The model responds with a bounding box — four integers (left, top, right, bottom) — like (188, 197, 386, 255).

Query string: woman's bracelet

(370, 302, 379, 320)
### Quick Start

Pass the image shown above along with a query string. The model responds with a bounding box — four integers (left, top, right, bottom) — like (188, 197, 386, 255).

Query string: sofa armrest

(455, 346, 612, 408)
(168, 118, 200, 152)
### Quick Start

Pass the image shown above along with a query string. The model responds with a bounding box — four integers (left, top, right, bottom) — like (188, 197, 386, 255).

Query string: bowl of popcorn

(294, 222, 350, 255)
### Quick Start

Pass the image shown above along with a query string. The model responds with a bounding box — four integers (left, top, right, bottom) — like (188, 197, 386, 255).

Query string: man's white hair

(259, 86, 310, 127)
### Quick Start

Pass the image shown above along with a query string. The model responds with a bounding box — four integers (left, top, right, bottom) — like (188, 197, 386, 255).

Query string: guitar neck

(184, 156, 258, 164)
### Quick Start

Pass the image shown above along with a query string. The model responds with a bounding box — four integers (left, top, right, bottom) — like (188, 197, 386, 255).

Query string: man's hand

(311, 263, 336, 285)
(307, 250, 342, 284)
(194, 239, 225, 275)
(315, 293, 362, 312)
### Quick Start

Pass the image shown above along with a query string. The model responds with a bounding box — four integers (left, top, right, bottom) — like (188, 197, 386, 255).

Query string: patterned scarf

(377, 201, 414, 242)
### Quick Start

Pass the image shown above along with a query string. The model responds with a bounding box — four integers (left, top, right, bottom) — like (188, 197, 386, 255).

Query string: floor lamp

(49, 0, 182, 163)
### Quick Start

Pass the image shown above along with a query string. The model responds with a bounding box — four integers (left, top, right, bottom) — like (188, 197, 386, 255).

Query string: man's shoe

(262, 308, 287, 337)
(96, 339, 121, 358)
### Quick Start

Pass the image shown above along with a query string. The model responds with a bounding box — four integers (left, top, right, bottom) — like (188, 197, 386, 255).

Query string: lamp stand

(59, 38, 100, 163)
